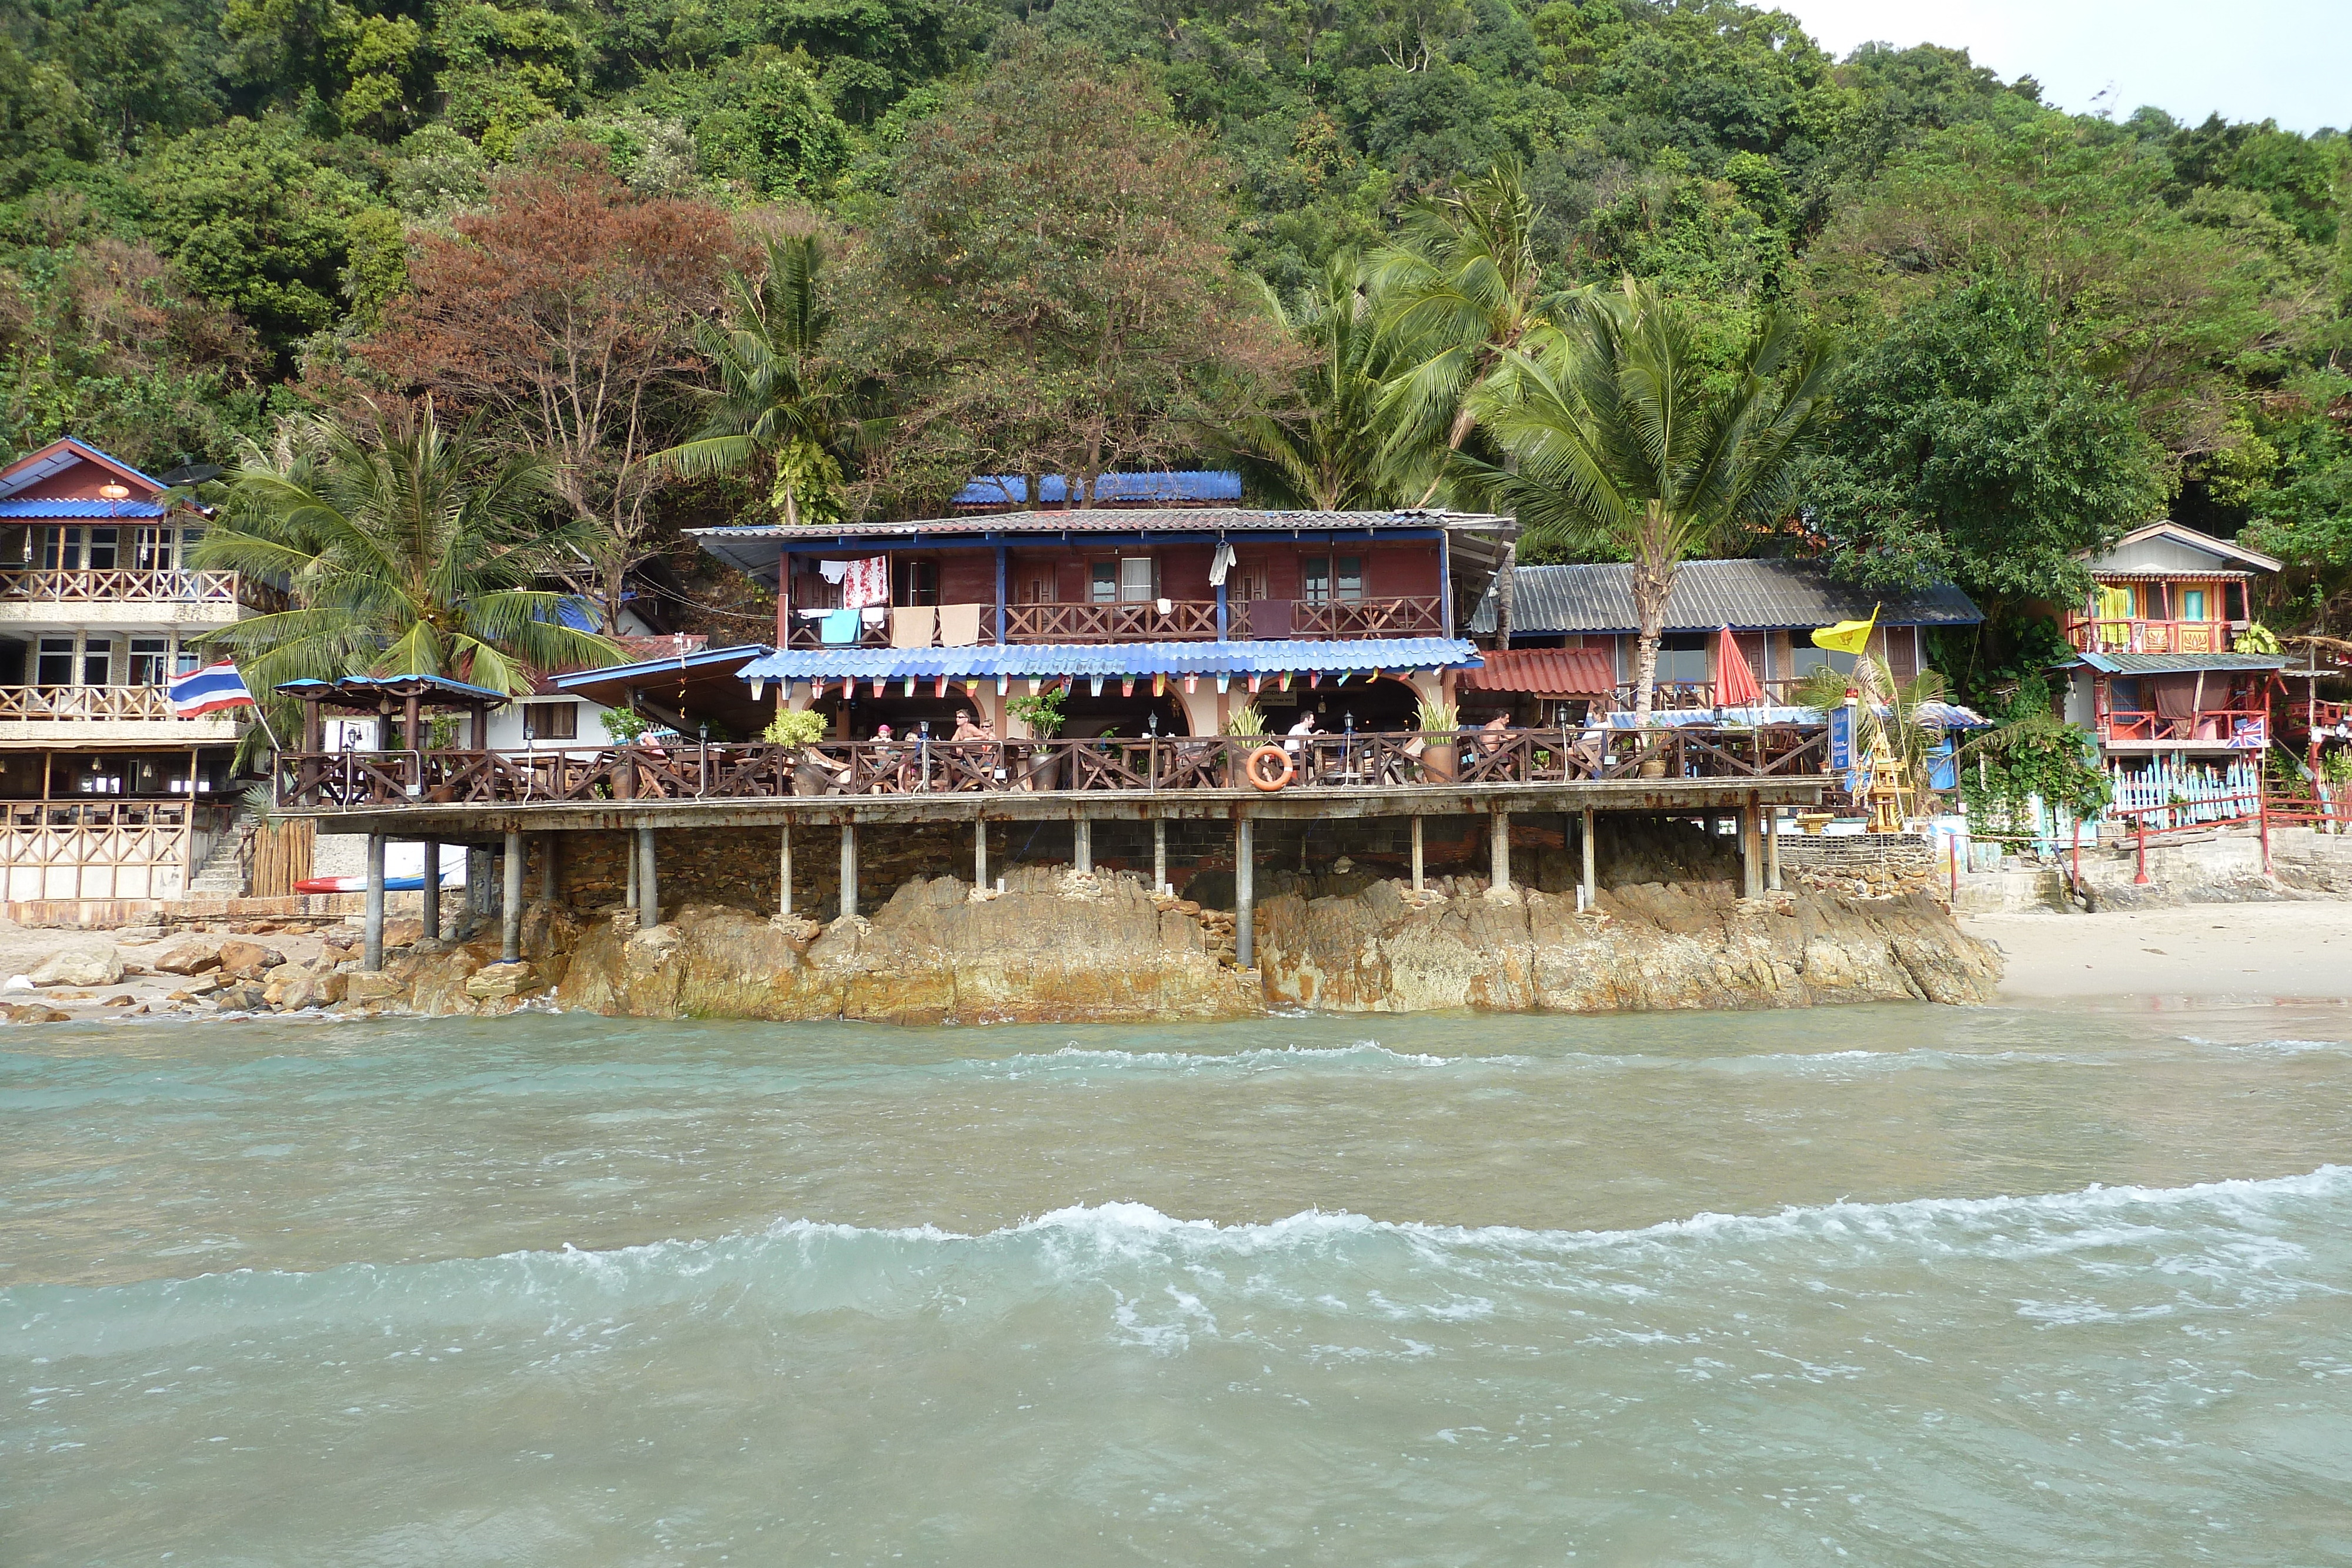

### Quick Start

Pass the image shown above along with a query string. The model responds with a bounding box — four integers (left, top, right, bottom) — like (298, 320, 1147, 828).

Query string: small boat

(294, 874, 455, 894)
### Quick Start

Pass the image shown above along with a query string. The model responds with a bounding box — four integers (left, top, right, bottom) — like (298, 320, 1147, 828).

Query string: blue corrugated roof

(2061, 651, 2284, 675)
(737, 638, 1479, 684)
(0, 437, 171, 502)
(952, 471, 1244, 507)
(0, 498, 166, 519)
(552, 643, 771, 691)
(278, 673, 511, 701)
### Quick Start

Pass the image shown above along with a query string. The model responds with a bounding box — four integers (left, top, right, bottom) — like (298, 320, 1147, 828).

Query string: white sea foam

(995, 1042, 1532, 1074)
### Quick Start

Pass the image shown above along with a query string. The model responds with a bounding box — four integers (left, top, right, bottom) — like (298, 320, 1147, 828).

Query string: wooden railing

(1277, 596, 1445, 637)
(2100, 707, 2268, 745)
(275, 725, 1833, 810)
(0, 567, 285, 612)
(1005, 600, 1222, 641)
(783, 596, 1448, 647)
(2064, 616, 2236, 655)
(0, 800, 236, 902)
(0, 685, 195, 721)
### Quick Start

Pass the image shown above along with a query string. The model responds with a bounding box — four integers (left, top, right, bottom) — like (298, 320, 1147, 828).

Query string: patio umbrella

(1715, 626, 1765, 707)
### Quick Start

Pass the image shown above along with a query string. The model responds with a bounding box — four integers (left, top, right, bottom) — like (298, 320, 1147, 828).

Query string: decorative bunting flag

(1278, 672, 1292, 691)
(1153, 673, 1167, 697)
(1248, 675, 1262, 695)
(1335, 670, 1351, 687)
(996, 674, 1010, 696)
(1121, 678, 1134, 698)
(934, 676, 949, 698)
(1089, 676, 1104, 697)
(1309, 671, 1322, 689)
(1183, 675, 1198, 695)
(1215, 674, 1230, 694)
(1028, 678, 1043, 696)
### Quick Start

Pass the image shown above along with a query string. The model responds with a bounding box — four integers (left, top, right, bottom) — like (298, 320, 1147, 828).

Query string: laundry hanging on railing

(837, 556, 889, 608)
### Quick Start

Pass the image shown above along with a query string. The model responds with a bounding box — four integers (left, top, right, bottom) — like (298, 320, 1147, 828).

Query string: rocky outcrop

(554, 865, 1259, 1025)
(1254, 878, 2000, 1012)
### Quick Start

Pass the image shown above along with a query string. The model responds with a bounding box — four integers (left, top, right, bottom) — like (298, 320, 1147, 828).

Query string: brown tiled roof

(1458, 647, 1616, 697)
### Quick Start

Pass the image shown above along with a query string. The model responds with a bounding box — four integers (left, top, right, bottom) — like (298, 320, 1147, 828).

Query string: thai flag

(169, 660, 256, 718)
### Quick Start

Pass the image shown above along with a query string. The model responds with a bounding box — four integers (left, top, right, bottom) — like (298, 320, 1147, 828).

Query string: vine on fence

(1959, 676, 2112, 840)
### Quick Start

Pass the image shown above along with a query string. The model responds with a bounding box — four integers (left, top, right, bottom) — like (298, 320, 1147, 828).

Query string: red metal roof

(1459, 646, 1615, 697)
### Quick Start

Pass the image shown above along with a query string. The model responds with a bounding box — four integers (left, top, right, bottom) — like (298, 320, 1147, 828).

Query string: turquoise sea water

(5, 1002, 2351, 1564)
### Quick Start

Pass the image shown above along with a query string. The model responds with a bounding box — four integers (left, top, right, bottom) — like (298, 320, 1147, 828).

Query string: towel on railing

(938, 603, 983, 647)
(819, 607, 861, 644)
(891, 605, 938, 648)
(1251, 599, 1294, 638)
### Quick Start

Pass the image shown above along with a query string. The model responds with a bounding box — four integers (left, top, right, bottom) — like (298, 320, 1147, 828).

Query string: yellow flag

(1812, 606, 1879, 656)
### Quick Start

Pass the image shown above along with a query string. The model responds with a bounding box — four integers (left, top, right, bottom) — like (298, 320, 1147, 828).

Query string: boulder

(215, 940, 286, 979)
(3, 1002, 72, 1023)
(464, 961, 536, 999)
(152, 938, 223, 975)
(268, 971, 347, 1011)
(382, 917, 425, 950)
(28, 942, 122, 988)
(343, 970, 405, 1003)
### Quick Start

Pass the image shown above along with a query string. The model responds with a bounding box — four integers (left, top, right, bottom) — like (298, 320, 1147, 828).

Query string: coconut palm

(1208, 253, 1405, 511)
(1456, 278, 1836, 729)
(192, 400, 623, 752)
(642, 232, 871, 526)
(1371, 163, 1566, 503)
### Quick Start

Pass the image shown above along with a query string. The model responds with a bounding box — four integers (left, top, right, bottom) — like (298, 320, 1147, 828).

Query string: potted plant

(1413, 697, 1459, 781)
(1007, 685, 1069, 791)
(764, 707, 836, 795)
(599, 708, 649, 746)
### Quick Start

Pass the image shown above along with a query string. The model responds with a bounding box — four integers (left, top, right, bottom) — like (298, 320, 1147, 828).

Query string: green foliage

(1222, 703, 1268, 736)
(1005, 684, 1068, 739)
(763, 707, 829, 745)
(599, 706, 650, 742)
(1959, 676, 2113, 834)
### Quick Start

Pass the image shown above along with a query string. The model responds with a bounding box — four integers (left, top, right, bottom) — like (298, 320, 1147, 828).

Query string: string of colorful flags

(789, 667, 1418, 701)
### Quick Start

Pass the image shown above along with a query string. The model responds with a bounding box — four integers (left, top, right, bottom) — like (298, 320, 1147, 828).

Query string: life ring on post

(1245, 744, 1294, 792)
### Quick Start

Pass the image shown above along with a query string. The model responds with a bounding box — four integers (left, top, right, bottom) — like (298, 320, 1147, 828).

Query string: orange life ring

(1245, 744, 1294, 792)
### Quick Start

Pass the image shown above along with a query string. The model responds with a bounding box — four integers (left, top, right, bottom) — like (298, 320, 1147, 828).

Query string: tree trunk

(1495, 542, 1516, 651)
(1630, 506, 1673, 775)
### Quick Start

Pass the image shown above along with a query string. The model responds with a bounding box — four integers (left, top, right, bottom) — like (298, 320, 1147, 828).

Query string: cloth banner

(840, 557, 890, 608)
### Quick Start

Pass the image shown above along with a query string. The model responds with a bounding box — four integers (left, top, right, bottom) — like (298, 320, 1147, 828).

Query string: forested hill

(2, 0, 2348, 638)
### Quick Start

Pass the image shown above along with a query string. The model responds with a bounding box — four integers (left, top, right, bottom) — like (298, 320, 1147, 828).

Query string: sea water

(5, 1003, 2350, 1564)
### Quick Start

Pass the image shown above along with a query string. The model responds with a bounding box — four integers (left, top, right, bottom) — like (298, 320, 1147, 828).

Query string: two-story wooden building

(2052, 521, 2286, 809)
(683, 504, 1511, 739)
(0, 437, 275, 906)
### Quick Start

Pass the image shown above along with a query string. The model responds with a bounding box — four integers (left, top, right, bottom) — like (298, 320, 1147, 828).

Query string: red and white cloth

(838, 556, 890, 609)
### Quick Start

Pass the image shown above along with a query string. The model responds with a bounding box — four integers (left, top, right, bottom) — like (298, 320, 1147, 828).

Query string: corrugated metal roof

(2062, 652, 2285, 675)
(0, 499, 166, 518)
(737, 638, 1479, 685)
(1458, 647, 1616, 697)
(1469, 559, 1982, 635)
(953, 471, 1244, 506)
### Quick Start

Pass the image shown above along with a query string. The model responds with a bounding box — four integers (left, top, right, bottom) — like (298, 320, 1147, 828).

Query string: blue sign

(1829, 706, 1853, 771)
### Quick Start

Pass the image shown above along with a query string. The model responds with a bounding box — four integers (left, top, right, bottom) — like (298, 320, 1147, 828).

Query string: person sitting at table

(1284, 710, 1319, 754)
(951, 708, 994, 744)
(1474, 713, 1512, 754)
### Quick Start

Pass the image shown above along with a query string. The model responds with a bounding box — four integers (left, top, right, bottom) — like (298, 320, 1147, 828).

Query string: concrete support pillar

(1235, 815, 1254, 969)
(466, 846, 492, 934)
(624, 828, 638, 910)
(1739, 797, 1763, 901)
(1410, 815, 1425, 892)
(539, 833, 557, 903)
(839, 818, 857, 920)
(1490, 808, 1511, 890)
(1766, 806, 1782, 893)
(974, 817, 987, 891)
(502, 828, 524, 962)
(636, 825, 659, 928)
(1581, 807, 1598, 911)
(1152, 817, 1167, 894)
(419, 838, 440, 941)
(1074, 816, 1092, 875)
(363, 833, 385, 971)
(777, 820, 794, 917)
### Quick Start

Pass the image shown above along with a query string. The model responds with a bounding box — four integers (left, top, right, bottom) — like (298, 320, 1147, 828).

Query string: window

(81, 637, 111, 687)
(0, 526, 28, 566)
(134, 527, 174, 571)
(2181, 589, 2207, 621)
(128, 638, 171, 686)
(36, 637, 74, 686)
(41, 527, 120, 570)
(523, 702, 577, 741)
(1653, 631, 1710, 686)
(175, 647, 202, 677)
(1301, 555, 1364, 603)
(1091, 558, 1155, 604)
(893, 559, 938, 607)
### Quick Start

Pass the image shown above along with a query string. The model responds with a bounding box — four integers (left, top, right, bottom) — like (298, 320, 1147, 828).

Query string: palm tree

(1371, 163, 1565, 503)
(1456, 277, 1836, 729)
(193, 400, 622, 752)
(1208, 253, 1404, 511)
(643, 232, 870, 527)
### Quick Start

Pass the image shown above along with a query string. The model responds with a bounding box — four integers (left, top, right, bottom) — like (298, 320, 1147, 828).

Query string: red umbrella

(1715, 626, 1765, 708)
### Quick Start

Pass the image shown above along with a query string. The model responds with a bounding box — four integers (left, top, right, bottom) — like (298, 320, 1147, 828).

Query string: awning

(1458, 647, 1615, 698)
(734, 637, 1481, 686)
(276, 674, 509, 710)
(552, 644, 775, 733)
(2062, 652, 2284, 676)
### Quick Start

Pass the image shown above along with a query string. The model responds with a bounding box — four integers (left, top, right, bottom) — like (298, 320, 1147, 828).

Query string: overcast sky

(1771, 0, 2348, 134)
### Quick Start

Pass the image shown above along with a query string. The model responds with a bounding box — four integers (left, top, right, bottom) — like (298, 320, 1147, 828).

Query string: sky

(1771, 0, 2348, 134)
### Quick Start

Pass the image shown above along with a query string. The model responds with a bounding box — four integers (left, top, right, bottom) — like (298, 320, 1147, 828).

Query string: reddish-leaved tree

(356, 148, 745, 628)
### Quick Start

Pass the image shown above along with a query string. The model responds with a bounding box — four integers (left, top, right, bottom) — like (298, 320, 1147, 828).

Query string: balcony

(0, 684, 248, 740)
(0, 686, 181, 721)
(2063, 616, 2236, 656)
(0, 568, 285, 614)
(2099, 707, 2268, 749)
(783, 596, 1448, 648)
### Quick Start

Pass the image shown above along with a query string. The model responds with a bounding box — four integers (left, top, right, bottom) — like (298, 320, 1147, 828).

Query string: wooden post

(502, 828, 524, 962)
(1490, 807, 1511, 890)
(637, 825, 659, 927)
(363, 833, 385, 971)
(780, 820, 794, 917)
(420, 837, 440, 940)
(994, 545, 1008, 644)
(776, 547, 791, 650)
(1739, 796, 1762, 900)
(1152, 817, 1167, 894)
(973, 815, 987, 892)
(182, 744, 201, 897)
(839, 817, 857, 920)
(1581, 806, 1597, 911)
(1074, 815, 1092, 875)
(1411, 814, 1424, 892)
(1235, 814, 1254, 969)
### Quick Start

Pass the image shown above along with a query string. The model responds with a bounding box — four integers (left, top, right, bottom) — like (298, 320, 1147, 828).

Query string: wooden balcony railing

(276, 725, 1833, 810)
(0, 685, 198, 721)
(0, 567, 285, 613)
(2100, 708, 2268, 746)
(2063, 616, 2236, 655)
(783, 596, 1449, 648)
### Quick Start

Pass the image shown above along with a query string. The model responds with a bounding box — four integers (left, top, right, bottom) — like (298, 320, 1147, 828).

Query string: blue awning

(736, 638, 1481, 685)
(0, 499, 167, 519)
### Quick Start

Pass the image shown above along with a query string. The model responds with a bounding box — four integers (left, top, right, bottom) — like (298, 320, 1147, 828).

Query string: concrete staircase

(187, 813, 253, 898)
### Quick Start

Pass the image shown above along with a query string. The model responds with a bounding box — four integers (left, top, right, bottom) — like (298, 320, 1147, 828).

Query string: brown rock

(29, 943, 123, 988)
(382, 917, 425, 950)
(4, 1002, 72, 1023)
(343, 971, 405, 1003)
(215, 940, 286, 979)
(464, 961, 535, 999)
(101, 994, 135, 1007)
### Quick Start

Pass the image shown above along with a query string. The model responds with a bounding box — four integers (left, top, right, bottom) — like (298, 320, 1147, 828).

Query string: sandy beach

(1963, 901, 2352, 1003)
